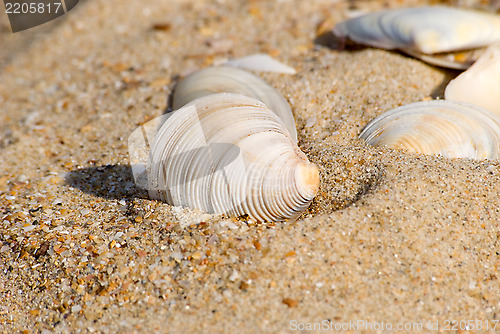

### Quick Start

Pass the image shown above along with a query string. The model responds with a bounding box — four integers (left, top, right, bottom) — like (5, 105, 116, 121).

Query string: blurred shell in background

(333, 6, 500, 69)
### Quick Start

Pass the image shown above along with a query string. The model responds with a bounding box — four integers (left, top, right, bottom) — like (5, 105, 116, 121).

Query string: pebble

(305, 117, 317, 128)
(17, 175, 28, 183)
(71, 305, 82, 313)
(22, 225, 35, 232)
(282, 298, 299, 308)
(52, 198, 63, 205)
(486, 165, 498, 173)
(228, 270, 240, 282)
(219, 220, 238, 229)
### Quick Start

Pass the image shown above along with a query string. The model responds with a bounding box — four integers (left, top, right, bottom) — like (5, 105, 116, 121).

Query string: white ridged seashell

(333, 6, 500, 69)
(147, 93, 319, 222)
(172, 66, 298, 142)
(359, 100, 500, 160)
(445, 44, 500, 117)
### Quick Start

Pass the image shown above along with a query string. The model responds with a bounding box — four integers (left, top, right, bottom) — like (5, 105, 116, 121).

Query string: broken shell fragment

(224, 53, 296, 74)
(172, 66, 298, 141)
(445, 44, 500, 117)
(333, 6, 500, 69)
(359, 100, 500, 160)
(146, 93, 319, 222)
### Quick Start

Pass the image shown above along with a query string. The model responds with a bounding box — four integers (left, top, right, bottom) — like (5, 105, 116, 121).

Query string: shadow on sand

(64, 164, 148, 201)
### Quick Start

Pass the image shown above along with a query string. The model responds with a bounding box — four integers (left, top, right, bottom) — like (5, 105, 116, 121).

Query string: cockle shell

(333, 6, 500, 69)
(146, 93, 319, 222)
(359, 100, 500, 160)
(172, 66, 298, 142)
(445, 44, 500, 117)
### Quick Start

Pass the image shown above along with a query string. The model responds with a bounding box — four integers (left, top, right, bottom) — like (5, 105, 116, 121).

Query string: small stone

(17, 174, 28, 183)
(191, 251, 202, 260)
(305, 117, 317, 128)
(16, 212, 28, 220)
(149, 78, 170, 88)
(248, 272, 259, 280)
(52, 198, 63, 205)
(200, 213, 212, 222)
(171, 206, 182, 214)
(171, 252, 183, 261)
(71, 305, 82, 313)
(76, 285, 85, 294)
(228, 270, 240, 282)
(23, 224, 35, 232)
(282, 298, 299, 308)
(49, 176, 62, 184)
(220, 220, 238, 229)
(80, 123, 93, 133)
(239, 281, 250, 290)
(487, 165, 497, 173)
(60, 250, 71, 257)
(152, 23, 172, 31)
(59, 209, 69, 215)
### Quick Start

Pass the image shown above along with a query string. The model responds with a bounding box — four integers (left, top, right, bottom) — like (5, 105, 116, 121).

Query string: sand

(1, 0, 499, 333)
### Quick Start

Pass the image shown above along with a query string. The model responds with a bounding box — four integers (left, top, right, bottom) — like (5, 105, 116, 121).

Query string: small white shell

(147, 93, 319, 222)
(224, 54, 296, 74)
(172, 66, 298, 142)
(359, 100, 500, 160)
(445, 44, 500, 117)
(333, 6, 500, 69)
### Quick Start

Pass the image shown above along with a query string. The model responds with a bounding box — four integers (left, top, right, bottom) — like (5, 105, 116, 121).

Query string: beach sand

(0, 0, 499, 332)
